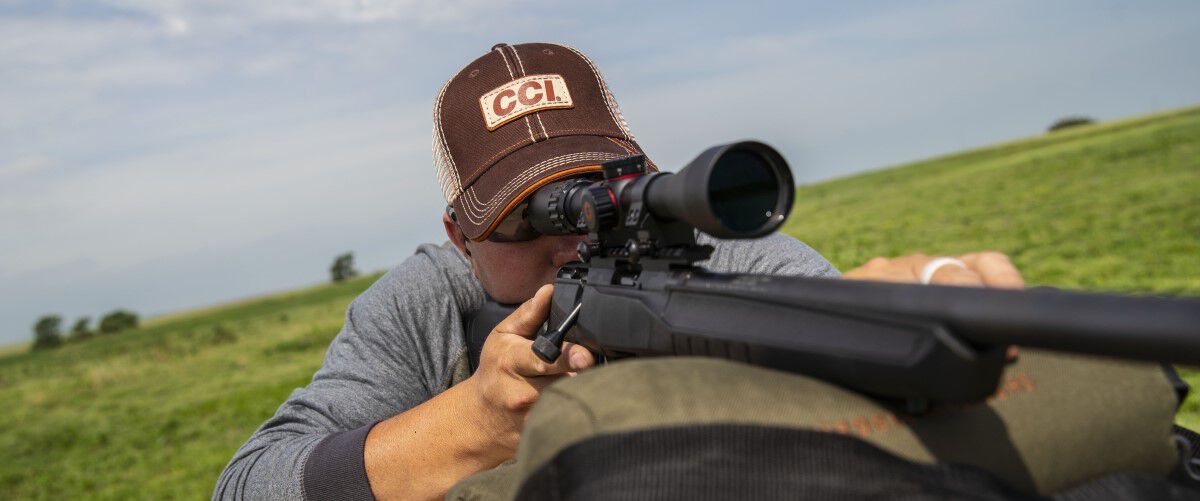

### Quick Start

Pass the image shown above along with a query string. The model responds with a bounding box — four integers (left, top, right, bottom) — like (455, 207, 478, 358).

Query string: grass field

(2, 105, 1198, 499)
(0, 276, 381, 499)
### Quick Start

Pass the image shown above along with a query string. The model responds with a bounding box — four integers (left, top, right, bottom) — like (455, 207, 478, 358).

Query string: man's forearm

(364, 377, 506, 500)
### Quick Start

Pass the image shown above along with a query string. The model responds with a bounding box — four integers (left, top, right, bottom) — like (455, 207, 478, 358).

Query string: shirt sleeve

(213, 247, 471, 501)
(696, 231, 841, 278)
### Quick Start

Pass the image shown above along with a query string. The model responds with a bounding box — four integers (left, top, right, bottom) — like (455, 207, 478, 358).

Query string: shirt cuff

(302, 422, 379, 501)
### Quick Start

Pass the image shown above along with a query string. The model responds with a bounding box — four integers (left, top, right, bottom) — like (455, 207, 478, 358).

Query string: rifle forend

(542, 265, 1200, 405)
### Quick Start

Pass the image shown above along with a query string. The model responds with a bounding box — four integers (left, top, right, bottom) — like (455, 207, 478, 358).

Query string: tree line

(32, 309, 139, 351)
(29, 251, 358, 351)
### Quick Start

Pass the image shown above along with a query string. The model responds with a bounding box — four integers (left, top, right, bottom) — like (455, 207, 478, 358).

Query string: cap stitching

(606, 137, 658, 172)
(458, 153, 615, 225)
(461, 128, 627, 185)
(510, 45, 550, 140)
(606, 137, 657, 171)
(459, 139, 537, 187)
(493, 45, 537, 143)
(458, 151, 624, 223)
(460, 152, 609, 219)
(467, 164, 604, 241)
(606, 136, 637, 155)
(560, 45, 621, 139)
(458, 150, 621, 218)
(543, 128, 631, 135)
(476, 72, 573, 133)
(560, 44, 633, 141)
(623, 138, 659, 171)
(458, 153, 620, 228)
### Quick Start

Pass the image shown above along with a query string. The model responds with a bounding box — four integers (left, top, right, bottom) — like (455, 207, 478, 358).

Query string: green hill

(0, 276, 381, 499)
(2, 105, 1198, 499)
(784, 105, 1200, 295)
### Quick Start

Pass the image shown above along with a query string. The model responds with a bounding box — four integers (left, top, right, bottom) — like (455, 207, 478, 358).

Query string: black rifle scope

(527, 141, 794, 239)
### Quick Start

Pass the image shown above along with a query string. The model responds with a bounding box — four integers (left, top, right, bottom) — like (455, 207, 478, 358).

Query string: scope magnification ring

(543, 181, 575, 234)
(582, 186, 617, 232)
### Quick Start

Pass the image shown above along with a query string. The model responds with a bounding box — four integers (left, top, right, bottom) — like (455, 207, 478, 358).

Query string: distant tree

(69, 316, 94, 342)
(32, 315, 64, 350)
(330, 252, 359, 283)
(98, 309, 139, 334)
(1048, 116, 1095, 132)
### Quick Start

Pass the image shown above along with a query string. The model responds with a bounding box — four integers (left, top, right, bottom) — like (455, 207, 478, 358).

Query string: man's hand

(843, 251, 1025, 289)
(462, 284, 596, 459)
(843, 251, 1025, 363)
(364, 284, 596, 501)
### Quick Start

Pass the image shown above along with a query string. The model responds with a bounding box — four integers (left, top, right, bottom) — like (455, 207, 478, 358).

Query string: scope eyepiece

(527, 177, 594, 236)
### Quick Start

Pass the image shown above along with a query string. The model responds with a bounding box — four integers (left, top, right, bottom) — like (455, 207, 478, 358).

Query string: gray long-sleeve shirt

(213, 233, 839, 500)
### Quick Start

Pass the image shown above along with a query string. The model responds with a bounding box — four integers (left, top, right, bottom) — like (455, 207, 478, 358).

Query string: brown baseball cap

(433, 42, 653, 241)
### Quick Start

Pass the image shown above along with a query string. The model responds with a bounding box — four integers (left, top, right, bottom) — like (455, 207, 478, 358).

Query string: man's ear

(442, 211, 472, 259)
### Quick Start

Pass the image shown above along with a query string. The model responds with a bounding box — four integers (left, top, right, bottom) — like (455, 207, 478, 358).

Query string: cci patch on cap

(479, 74, 574, 131)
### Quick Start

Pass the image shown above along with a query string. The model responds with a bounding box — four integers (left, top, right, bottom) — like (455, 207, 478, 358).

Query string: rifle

(466, 141, 1200, 410)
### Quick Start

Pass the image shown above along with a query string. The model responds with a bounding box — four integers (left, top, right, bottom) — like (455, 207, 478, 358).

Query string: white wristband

(920, 257, 967, 285)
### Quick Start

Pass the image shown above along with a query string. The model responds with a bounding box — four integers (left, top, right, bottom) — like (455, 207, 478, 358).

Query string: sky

(2, 0, 1198, 344)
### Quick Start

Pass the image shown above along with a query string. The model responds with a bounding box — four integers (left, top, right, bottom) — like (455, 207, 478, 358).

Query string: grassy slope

(1, 105, 1196, 499)
(0, 274, 382, 499)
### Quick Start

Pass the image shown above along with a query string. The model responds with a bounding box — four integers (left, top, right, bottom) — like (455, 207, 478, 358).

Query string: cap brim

(452, 135, 643, 241)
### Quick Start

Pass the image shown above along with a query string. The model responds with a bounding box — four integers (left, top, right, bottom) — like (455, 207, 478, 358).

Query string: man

(214, 42, 1022, 501)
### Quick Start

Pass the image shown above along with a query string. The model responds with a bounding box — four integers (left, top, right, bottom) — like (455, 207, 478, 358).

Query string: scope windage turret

(527, 141, 795, 239)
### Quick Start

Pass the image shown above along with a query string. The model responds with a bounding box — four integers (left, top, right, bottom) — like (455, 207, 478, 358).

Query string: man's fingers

(495, 284, 554, 339)
(899, 253, 982, 287)
(929, 264, 985, 287)
(960, 252, 1025, 289)
(493, 285, 599, 378)
(513, 339, 575, 377)
(511, 341, 596, 378)
(844, 255, 932, 283)
(897, 254, 980, 286)
(566, 343, 596, 371)
(843, 251, 1024, 289)
(901, 253, 931, 278)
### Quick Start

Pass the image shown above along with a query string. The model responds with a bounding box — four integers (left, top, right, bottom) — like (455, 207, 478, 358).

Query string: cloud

(0, 101, 436, 276)
(162, 14, 189, 35)
(0, 17, 214, 140)
(0, 156, 55, 180)
(0, 0, 560, 139)
(100, 0, 547, 30)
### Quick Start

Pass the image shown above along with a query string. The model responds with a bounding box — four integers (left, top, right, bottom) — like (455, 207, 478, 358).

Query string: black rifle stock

(465, 141, 1200, 407)
(469, 264, 1200, 405)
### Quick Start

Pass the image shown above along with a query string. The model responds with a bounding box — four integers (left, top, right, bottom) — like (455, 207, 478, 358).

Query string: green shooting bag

(448, 350, 1192, 500)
